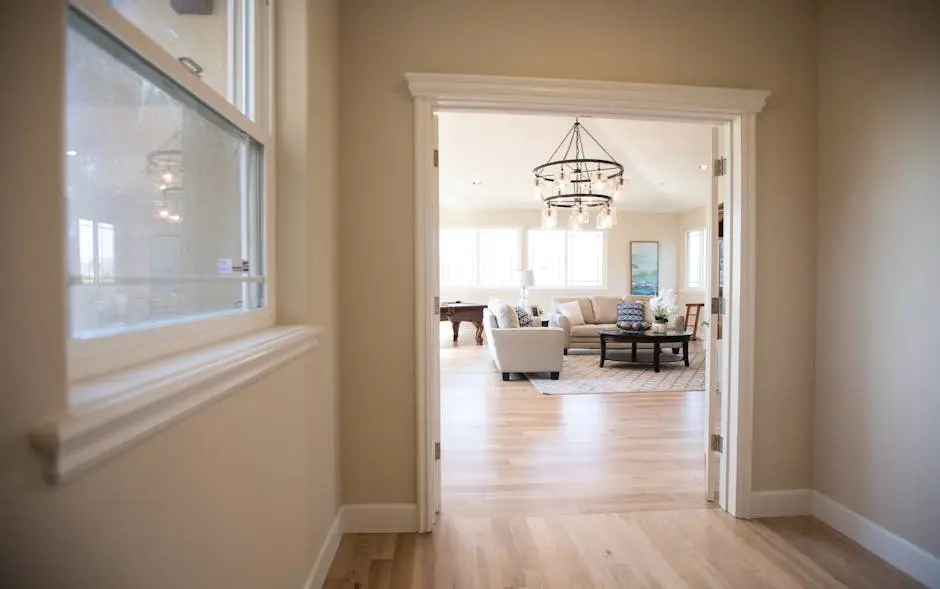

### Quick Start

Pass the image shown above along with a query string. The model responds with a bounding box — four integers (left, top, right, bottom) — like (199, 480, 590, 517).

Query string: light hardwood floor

(440, 329, 708, 517)
(323, 326, 923, 588)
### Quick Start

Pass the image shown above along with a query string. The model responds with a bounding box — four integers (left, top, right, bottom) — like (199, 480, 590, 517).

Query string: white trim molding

(31, 325, 319, 484)
(750, 489, 813, 518)
(341, 503, 419, 534)
(813, 492, 940, 589)
(407, 72, 769, 530)
(301, 503, 419, 589)
(406, 73, 769, 117)
(304, 510, 345, 589)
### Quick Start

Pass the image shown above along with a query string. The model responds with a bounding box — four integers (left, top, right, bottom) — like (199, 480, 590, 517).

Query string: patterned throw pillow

(514, 305, 535, 327)
(616, 301, 648, 330)
(617, 301, 645, 323)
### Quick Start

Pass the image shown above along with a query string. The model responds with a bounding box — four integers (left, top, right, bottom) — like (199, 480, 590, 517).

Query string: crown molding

(406, 73, 769, 117)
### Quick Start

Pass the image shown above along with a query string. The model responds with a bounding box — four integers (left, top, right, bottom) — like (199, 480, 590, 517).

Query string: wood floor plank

(322, 328, 924, 589)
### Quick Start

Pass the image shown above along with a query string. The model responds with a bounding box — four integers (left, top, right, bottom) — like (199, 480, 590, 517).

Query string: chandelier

(532, 118, 625, 230)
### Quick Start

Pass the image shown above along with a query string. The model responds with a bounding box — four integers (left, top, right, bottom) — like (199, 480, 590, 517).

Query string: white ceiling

(438, 112, 713, 213)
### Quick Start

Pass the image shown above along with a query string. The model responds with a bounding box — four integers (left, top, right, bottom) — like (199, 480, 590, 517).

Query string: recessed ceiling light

(471, 180, 483, 186)
(66, 150, 78, 157)
(698, 163, 709, 170)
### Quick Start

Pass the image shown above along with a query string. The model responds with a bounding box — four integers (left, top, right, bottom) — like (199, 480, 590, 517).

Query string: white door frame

(407, 73, 769, 532)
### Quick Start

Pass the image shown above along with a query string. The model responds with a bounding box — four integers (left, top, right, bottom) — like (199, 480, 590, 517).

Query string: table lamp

(518, 269, 535, 309)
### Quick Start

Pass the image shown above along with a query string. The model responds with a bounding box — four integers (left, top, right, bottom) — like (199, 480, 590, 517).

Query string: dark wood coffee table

(598, 329, 693, 373)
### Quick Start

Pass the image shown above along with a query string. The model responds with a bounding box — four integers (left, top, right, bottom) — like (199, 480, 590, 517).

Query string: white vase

(652, 320, 668, 334)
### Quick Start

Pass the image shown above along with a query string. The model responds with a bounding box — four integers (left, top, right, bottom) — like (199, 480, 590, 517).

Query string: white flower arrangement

(647, 288, 677, 322)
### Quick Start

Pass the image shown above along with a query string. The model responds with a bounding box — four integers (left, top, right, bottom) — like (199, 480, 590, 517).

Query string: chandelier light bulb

(533, 177, 542, 201)
(541, 207, 557, 228)
(557, 169, 568, 191)
(593, 171, 607, 193)
(613, 182, 623, 200)
(609, 206, 618, 227)
(162, 171, 174, 183)
(569, 211, 582, 231)
(577, 205, 589, 224)
(158, 209, 169, 219)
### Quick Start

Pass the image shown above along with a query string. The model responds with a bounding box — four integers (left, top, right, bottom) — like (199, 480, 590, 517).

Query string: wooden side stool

(684, 303, 705, 340)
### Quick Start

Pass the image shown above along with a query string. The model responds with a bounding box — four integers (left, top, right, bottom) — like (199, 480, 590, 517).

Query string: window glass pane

(477, 229, 519, 286)
(97, 222, 116, 282)
(440, 229, 475, 285)
(687, 228, 704, 288)
(529, 230, 566, 286)
(66, 12, 264, 340)
(567, 231, 604, 287)
(109, 0, 245, 113)
(78, 219, 95, 283)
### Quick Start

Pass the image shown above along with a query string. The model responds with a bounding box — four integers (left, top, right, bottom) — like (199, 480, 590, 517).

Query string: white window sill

(31, 325, 320, 485)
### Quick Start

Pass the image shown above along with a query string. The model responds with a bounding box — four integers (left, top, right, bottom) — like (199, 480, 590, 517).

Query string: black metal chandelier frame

(533, 119, 624, 209)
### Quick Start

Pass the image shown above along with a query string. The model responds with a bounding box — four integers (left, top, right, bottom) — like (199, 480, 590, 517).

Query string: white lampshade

(519, 269, 535, 287)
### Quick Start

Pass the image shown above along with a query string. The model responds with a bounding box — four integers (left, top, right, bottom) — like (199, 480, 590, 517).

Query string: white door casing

(408, 74, 768, 531)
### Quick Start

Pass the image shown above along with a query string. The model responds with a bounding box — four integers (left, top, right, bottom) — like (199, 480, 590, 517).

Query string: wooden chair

(684, 303, 704, 340)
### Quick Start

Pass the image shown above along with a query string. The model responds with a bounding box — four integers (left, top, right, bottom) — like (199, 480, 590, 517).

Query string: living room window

(685, 228, 705, 290)
(440, 228, 520, 287)
(528, 229, 605, 288)
(65, 3, 272, 382)
(75, 220, 116, 285)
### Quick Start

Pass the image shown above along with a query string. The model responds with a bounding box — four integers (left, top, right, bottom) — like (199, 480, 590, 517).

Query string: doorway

(409, 73, 768, 532)
(435, 113, 724, 519)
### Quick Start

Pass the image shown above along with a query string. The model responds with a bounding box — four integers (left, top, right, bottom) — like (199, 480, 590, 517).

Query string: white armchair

(483, 308, 565, 381)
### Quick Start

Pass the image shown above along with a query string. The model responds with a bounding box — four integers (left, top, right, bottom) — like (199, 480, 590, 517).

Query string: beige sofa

(547, 295, 686, 352)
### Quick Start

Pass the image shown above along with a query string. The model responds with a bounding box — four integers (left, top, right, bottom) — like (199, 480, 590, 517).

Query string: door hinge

(711, 296, 725, 315)
(713, 156, 727, 177)
(710, 433, 724, 453)
(433, 149, 439, 168)
(434, 442, 441, 460)
(433, 295, 440, 315)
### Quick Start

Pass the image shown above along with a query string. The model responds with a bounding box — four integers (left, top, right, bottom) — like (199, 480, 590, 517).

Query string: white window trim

(66, 0, 277, 383)
(527, 228, 607, 289)
(685, 226, 706, 291)
(33, 326, 319, 484)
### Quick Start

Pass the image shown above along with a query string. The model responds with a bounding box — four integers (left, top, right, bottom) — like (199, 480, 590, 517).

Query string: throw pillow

(617, 301, 645, 323)
(514, 305, 535, 327)
(489, 302, 519, 328)
(558, 301, 585, 326)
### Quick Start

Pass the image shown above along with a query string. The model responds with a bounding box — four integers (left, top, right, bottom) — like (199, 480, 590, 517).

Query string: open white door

(427, 112, 442, 525)
(704, 125, 731, 506)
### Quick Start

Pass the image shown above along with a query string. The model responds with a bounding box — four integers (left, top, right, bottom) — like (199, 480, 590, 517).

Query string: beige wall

(0, 0, 340, 586)
(339, 0, 817, 503)
(816, 0, 940, 557)
(439, 208, 681, 311)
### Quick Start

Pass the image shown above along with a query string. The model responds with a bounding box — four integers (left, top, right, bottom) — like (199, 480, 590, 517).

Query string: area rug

(528, 348, 705, 395)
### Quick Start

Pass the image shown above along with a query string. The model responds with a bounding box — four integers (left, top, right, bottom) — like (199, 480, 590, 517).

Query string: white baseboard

(302, 503, 419, 588)
(340, 503, 419, 534)
(750, 489, 813, 518)
(812, 492, 940, 589)
(303, 512, 344, 589)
